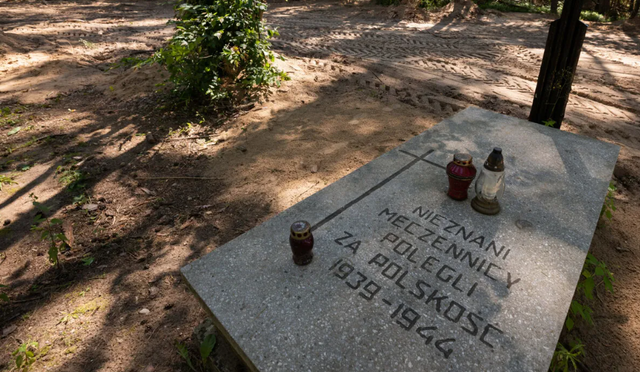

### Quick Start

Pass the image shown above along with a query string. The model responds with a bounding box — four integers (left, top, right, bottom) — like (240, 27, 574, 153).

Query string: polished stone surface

(182, 107, 619, 372)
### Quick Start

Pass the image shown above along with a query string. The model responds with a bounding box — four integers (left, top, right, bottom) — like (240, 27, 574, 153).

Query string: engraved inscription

(326, 205, 517, 360)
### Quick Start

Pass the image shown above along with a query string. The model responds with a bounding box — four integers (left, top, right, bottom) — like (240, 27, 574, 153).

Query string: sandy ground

(1, 0, 639, 371)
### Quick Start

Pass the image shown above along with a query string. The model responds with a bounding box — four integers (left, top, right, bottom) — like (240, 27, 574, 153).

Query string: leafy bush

(580, 10, 608, 21)
(420, 0, 451, 10)
(477, 1, 549, 13)
(154, 0, 288, 105)
(478, 1, 616, 21)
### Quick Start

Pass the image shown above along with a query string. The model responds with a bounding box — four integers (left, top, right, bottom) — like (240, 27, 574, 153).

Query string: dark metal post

(529, 0, 586, 129)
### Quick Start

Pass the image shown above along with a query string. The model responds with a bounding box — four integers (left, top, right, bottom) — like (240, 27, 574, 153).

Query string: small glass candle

(471, 148, 505, 215)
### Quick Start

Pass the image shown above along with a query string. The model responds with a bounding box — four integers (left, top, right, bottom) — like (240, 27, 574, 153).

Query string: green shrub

(420, 0, 451, 10)
(478, 1, 616, 21)
(154, 0, 288, 105)
(477, 1, 549, 13)
(580, 10, 607, 22)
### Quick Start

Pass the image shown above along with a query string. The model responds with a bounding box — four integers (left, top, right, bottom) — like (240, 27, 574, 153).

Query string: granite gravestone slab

(181, 107, 619, 372)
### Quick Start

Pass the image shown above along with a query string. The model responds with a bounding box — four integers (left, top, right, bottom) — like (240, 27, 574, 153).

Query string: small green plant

(30, 194, 69, 268)
(169, 122, 193, 137)
(550, 340, 585, 372)
(600, 181, 616, 222)
(176, 334, 217, 372)
(109, 56, 150, 70)
(0, 107, 21, 128)
(57, 167, 86, 190)
(80, 39, 96, 49)
(543, 119, 556, 128)
(73, 193, 90, 206)
(153, 0, 288, 105)
(81, 256, 95, 266)
(12, 341, 40, 371)
(0, 174, 17, 191)
(566, 253, 614, 331)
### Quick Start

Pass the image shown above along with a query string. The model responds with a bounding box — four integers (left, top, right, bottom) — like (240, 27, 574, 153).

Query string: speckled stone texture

(181, 107, 619, 372)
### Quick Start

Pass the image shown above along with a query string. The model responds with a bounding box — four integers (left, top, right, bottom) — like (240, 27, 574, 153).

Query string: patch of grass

(109, 56, 149, 70)
(600, 181, 616, 222)
(0, 174, 17, 191)
(550, 339, 585, 372)
(168, 122, 193, 137)
(419, 0, 451, 10)
(58, 298, 105, 324)
(176, 333, 217, 372)
(580, 10, 608, 22)
(56, 167, 86, 190)
(81, 256, 95, 266)
(80, 39, 96, 49)
(3, 136, 40, 158)
(478, 1, 616, 22)
(478, 1, 549, 13)
(73, 193, 90, 206)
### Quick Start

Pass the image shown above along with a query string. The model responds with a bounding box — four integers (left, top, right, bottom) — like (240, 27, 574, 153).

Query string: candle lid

(453, 153, 473, 166)
(290, 221, 311, 240)
(484, 147, 505, 172)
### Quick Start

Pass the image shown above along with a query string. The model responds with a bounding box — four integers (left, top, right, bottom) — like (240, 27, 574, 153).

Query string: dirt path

(1, 0, 639, 371)
(267, 3, 640, 131)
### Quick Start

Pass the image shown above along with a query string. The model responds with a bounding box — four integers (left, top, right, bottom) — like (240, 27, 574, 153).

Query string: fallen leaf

(140, 187, 156, 196)
(2, 324, 17, 338)
(7, 127, 21, 136)
(82, 204, 99, 211)
(63, 220, 74, 249)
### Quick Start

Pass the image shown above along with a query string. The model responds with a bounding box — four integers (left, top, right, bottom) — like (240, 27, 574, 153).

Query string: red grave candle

(446, 153, 477, 201)
(289, 220, 314, 265)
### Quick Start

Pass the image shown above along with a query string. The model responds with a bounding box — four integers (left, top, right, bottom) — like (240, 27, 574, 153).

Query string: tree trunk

(598, 0, 610, 15)
(551, 0, 559, 14)
(630, 0, 635, 13)
(632, 0, 640, 18)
